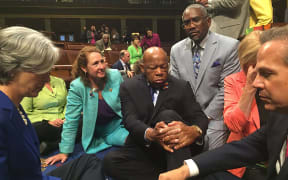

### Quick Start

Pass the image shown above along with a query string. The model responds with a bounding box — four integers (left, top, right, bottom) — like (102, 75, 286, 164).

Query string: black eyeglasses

(182, 16, 207, 27)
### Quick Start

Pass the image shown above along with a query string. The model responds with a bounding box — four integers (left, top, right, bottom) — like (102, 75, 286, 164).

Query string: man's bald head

(141, 47, 169, 88)
(143, 47, 168, 64)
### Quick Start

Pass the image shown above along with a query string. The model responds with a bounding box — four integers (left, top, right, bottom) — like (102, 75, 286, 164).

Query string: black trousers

(189, 171, 242, 180)
(103, 109, 203, 180)
(33, 120, 62, 155)
(47, 154, 105, 180)
(33, 118, 83, 155)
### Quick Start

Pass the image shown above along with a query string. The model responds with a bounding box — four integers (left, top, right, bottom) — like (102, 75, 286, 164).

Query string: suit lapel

(150, 77, 171, 121)
(195, 33, 217, 92)
(183, 38, 197, 92)
(267, 112, 288, 176)
(136, 75, 154, 118)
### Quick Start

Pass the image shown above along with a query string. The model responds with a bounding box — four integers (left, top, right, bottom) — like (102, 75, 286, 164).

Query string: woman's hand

(48, 119, 64, 128)
(159, 165, 190, 180)
(245, 65, 257, 91)
(45, 153, 68, 165)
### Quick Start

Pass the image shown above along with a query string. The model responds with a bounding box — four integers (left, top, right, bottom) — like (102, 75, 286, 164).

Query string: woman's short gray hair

(0, 26, 59, 85)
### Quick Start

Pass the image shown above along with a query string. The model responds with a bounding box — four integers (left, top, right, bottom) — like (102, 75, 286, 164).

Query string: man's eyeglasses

(182, 16, 207, 27)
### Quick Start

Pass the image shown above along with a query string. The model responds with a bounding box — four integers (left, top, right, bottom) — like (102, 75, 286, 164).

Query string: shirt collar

(120, 59, 126, 67)
(191, 31, 210, 50)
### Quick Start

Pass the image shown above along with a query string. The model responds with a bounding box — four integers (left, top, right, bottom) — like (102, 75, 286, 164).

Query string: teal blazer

(59, 69, 128, 154)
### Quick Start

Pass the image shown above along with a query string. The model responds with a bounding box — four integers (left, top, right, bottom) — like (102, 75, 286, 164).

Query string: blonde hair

(238, 31, 262, 73)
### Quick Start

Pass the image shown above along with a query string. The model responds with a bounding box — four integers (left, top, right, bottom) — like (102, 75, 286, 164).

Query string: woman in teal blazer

(46, 46, 128, 164)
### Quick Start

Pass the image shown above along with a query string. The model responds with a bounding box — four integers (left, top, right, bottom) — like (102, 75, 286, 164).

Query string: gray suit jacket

(170, 32, 240, 131)
(208, 0, 250, 39)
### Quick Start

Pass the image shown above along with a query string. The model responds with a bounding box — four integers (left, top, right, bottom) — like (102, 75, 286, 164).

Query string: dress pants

(103, 109, 203, 180)
(189, 171, 242, 180)
(47, 154, 105, 180)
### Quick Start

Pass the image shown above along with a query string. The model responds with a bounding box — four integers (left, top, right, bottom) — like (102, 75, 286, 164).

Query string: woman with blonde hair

(224, 30, 266, 179)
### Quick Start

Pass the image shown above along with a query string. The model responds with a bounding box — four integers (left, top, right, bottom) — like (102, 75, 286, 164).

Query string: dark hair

(119, 50, 127, 59)
(72, 46, 103, 87)
(131, 34, 140, 41)
(260, 25, 288, 64)
(145, 27, 152, 36)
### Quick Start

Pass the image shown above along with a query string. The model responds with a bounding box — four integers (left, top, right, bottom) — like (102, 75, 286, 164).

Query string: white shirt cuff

(184, 159, 200, 177)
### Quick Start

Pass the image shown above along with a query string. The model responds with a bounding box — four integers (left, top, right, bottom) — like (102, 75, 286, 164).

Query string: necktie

(192, 45, 201, 79)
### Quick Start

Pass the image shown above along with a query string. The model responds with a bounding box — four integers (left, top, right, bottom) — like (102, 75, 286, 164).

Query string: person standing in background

(196, 0, 249, 39)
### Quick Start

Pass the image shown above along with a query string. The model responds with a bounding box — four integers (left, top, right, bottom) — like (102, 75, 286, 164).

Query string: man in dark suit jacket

(103, 47, 208, 180)
(111, 50, 134, 78)
(159, 25, 288, 180)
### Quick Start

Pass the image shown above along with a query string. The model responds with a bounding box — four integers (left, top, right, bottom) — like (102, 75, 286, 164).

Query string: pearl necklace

(17, 108, 28, 126)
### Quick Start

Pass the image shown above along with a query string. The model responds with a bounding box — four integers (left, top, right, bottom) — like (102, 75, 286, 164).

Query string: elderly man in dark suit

(111, 50, 134, 78)
(103, 47, 208, 180)
(159, 25, 288, 180)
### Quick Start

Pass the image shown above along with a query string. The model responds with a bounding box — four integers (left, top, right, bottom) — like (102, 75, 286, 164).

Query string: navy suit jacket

(193, 111, 288, 180)
(111, 60, 131, 71)
(0, 91, 59, 180)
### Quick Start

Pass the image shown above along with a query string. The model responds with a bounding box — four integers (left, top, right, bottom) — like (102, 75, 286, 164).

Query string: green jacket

(59, 69, 128, 154)
(21, 76, 67, 123)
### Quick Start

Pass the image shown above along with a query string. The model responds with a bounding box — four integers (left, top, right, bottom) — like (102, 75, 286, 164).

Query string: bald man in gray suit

(170, 4, 240, 150)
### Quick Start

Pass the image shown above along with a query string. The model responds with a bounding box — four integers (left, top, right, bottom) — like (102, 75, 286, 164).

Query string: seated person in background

(223, 31, 266, 179)
(140, 27, 161, 50)
(95, 33, 111, 53)
(111, 50, 134, 78)
(103, 47, 208, 180)
(45, 46, 128, 165)
(0, 26, 60, 180)
(21, 75, 67, 155)
(128, 34, 143, 68)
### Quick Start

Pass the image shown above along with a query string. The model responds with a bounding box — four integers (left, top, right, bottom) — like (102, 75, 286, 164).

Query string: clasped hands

(145, 121, 201, 152)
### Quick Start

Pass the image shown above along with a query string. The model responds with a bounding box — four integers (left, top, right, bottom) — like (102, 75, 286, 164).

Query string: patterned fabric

(192, 47, 201, 79)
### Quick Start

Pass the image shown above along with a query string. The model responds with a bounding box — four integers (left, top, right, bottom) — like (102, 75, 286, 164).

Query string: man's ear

(140, 63, 145, 73)
(207, 16, 211, 28)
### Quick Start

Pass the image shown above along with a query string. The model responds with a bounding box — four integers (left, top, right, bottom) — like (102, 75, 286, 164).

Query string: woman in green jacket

(46, 46, 128, 165)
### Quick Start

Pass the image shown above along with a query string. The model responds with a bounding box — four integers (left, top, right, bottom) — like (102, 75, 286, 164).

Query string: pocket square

(211, 61, 221, 67)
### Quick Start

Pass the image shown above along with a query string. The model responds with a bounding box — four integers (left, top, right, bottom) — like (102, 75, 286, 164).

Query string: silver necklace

(17, 108, 28, 126)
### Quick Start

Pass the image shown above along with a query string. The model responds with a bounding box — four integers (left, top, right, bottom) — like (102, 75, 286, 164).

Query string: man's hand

(195, 0, 208, 6)
(145, 121, 174, 152)
(48, 119, 64, 128)
(126, 71, 134, 78)
(163, 121, 201, 150)
(158, 164, 190, 180)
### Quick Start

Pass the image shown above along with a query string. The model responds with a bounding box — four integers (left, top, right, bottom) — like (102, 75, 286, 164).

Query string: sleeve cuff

(144, 128, 152, 147)
(184, 159, 200, 177)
